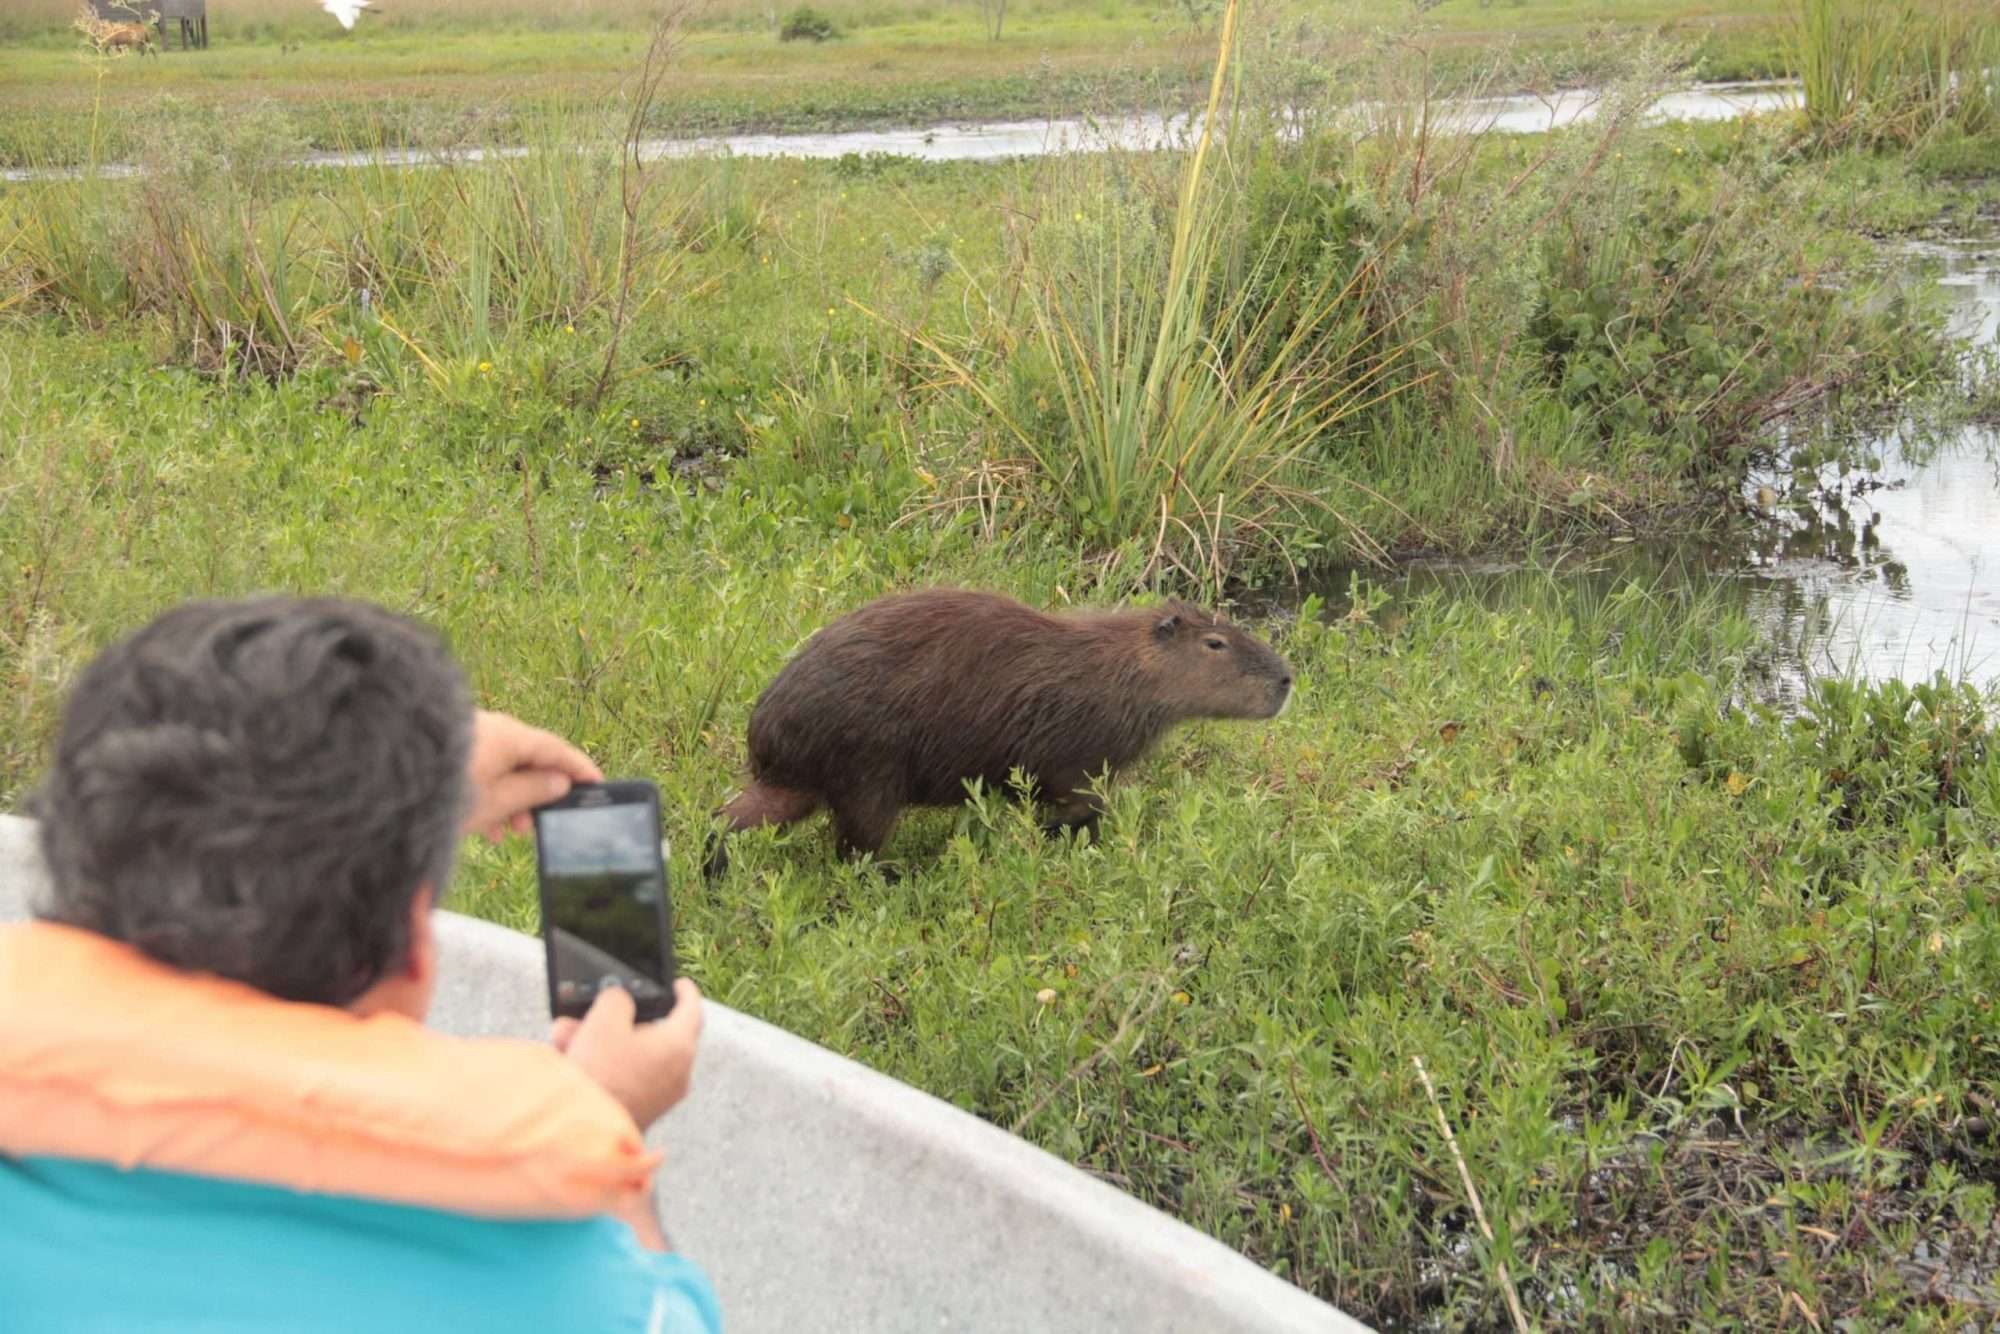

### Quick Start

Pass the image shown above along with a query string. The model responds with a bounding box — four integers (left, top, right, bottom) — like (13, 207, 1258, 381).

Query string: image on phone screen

(536, 793, 676, 1022)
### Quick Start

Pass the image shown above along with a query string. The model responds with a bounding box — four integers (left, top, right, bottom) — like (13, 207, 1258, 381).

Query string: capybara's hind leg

(704, 782, 821, 880)
(830, 790, 901, 866)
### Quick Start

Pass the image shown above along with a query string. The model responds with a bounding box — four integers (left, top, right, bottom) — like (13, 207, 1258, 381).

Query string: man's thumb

(576, 981, 637, 1034)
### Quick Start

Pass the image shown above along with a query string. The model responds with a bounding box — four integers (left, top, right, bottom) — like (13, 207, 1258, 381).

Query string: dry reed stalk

(1412, 1054, 1530, 1334)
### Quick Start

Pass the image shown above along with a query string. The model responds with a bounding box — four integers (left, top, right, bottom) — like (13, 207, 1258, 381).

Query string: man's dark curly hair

(28, 596, 472, 1007)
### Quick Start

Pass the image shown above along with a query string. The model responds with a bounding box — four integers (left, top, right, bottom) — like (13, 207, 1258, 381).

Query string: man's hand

(462, 709, 603, 842)
(554, 978, 704, 1133)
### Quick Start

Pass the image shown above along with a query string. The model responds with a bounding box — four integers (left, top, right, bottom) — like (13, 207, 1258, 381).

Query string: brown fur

(80, 17, 159, 56)
(705, 588, 1293, 875)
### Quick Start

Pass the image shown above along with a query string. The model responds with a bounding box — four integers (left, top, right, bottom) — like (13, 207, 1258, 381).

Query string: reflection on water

(1293, 233, 2000, 705)
(1742, 231, 2000, 693)
(1926, 235, 2000, 348)
(599, 79, 1795, 164)
(1739, 429, 2000, 696)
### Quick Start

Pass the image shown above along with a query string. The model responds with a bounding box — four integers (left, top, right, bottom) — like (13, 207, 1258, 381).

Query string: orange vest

(0, 921, 659, 1217)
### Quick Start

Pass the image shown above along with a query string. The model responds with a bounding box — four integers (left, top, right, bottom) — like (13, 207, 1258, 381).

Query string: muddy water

(604, 78, 1796, 165)
(0, 80, 1798, 181)
(1291, 235, 2000, 703)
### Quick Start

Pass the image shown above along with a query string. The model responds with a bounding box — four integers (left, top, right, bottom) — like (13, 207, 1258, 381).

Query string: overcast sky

(540, 802, 660, 874)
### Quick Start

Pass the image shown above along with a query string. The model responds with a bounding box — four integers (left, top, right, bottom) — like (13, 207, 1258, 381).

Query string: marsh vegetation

(4, 0, 1999, 1325)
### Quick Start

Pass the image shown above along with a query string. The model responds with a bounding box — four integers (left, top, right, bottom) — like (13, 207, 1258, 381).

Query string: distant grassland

(2, 0, 1795, 42)
(0, 0, 1797, 164)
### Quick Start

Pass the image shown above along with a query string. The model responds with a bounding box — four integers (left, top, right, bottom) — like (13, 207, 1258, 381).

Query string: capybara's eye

(1204, 636, 1228, 651)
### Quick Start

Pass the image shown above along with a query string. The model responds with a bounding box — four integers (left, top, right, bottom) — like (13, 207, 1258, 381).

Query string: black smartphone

(532, 780, 678, 1023)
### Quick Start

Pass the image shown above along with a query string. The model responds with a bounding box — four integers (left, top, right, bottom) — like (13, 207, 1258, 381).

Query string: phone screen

(535, 790, 676, 1021)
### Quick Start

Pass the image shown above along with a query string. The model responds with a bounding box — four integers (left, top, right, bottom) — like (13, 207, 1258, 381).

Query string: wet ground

(1290, 231, 2000, 703)
(9, 76, 1989, 703)
(0, 80, 1799, 180)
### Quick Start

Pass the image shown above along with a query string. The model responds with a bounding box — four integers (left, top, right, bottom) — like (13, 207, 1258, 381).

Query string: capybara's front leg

(1039, 778, 1106, 844)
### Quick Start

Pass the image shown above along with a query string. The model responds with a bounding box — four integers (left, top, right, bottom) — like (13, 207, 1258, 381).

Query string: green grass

(0, 0, 1201, 166)
(5, 320, 2000, 1326)
(0, 0, 1807, 167)
(2, 62, 1972, 567)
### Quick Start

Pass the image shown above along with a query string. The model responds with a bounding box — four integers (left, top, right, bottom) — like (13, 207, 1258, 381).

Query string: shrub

(777, 6, 836, 42)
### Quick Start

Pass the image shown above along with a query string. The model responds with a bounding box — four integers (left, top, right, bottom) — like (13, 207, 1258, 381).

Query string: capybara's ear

(1153, 611, 1182, 640)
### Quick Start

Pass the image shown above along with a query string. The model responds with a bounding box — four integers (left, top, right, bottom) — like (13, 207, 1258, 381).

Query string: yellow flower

(1171, 991, 1191, 1006)
(826, 306, 835, 317)
(1073, 212, 1083, 222)
(1725, 770, 1751, 797)
(563, 323, 575, 333)
(698, 398, 707, 409)
(477, 361, 492, 373)
(630, 418, 641, 429)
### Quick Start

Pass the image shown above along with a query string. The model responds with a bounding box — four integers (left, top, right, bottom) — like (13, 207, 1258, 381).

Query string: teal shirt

(0, 1156, 723, 1333)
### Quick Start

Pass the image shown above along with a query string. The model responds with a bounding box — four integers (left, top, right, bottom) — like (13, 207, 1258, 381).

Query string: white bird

(322, 0, 373, 30)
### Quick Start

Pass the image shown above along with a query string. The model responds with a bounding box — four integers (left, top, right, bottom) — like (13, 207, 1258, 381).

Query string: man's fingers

(476, 769, 572, 831)
(483, 711, 604, 785)
(462, 712, 606, 840)
(550, 1016, 581, 1052)
(562, 980, 701, 1132)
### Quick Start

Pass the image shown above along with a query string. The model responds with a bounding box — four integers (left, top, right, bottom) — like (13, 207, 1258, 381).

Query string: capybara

(704, 588, 1293, 876)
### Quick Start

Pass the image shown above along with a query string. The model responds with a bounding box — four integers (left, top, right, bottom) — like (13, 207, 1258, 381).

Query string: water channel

(1294, 231, 2000, 703)
(1, 79, 1799, 181)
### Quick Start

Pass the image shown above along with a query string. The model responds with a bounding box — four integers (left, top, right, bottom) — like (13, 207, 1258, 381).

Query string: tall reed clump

(3, 100, 326, 374)
(130, 107, 324, 376)
(331, 105, 689, 380)
(877, 0, 1422, 590)
(1791, 0, 1998, 150)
